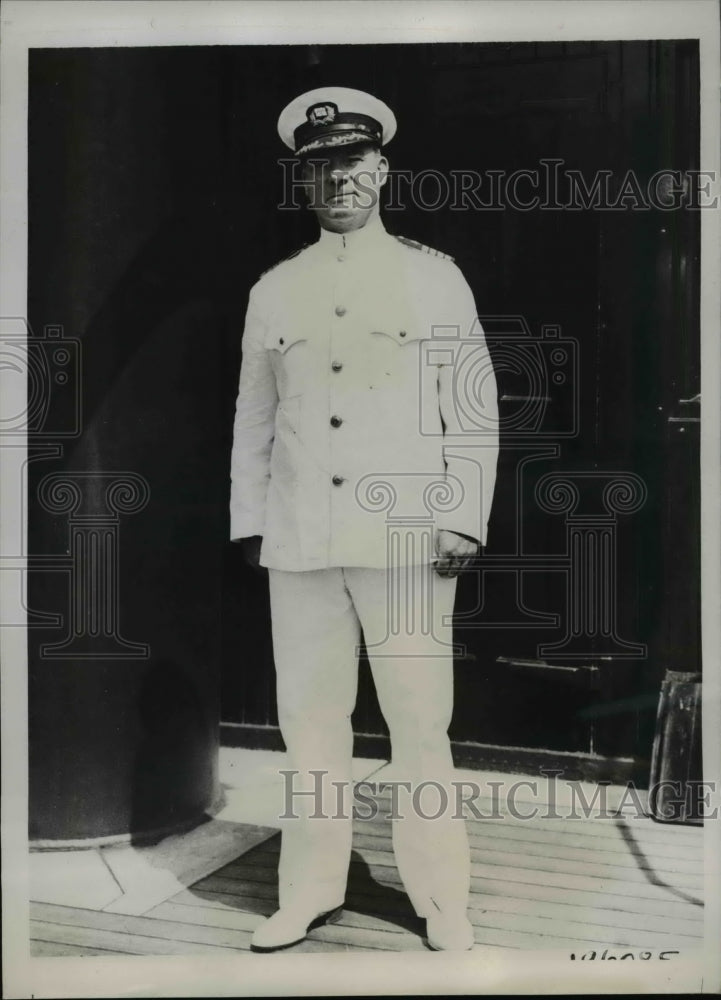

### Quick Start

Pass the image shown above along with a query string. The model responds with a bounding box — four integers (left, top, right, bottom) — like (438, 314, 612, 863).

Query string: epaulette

(259, 244, 309, 279)
(394, 235, 455, 263)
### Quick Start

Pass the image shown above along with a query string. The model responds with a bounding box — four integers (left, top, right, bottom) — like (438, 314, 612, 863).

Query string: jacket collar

(316, 215, 388, 257)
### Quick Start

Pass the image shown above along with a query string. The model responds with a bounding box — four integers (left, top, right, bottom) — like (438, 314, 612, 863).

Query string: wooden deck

(31, 790, 705, 956)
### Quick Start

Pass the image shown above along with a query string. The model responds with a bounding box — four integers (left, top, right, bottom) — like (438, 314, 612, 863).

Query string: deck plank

(150, 901, 426, 952)
(250, 829, 705, 879)
(162, 890, 699, 950)
(366, 793, 704, 842)
(174, 882, 703, 938)
(216, 859, 704, 912)
(30, 904, 354, 955)
(31, 901, 253, 951)
(197, 869, 703, 924)
(155, 897, 420, 936)
(149, 897, 700, 954)
(355, 818, 705, 869)
(30, 919, 240, 956)
(224, 843, 704, 898)
(31, 939, 120, 957)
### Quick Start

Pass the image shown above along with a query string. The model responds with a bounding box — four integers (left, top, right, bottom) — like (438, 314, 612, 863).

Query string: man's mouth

(327, 192, 355, 204)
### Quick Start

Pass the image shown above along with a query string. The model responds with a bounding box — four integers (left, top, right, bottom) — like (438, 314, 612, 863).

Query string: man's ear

(377, 155, 389, 188)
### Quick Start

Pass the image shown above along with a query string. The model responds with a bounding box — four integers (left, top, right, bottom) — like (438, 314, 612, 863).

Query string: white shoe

(250, 902, 344, 952)
(425, 910, 475, 951)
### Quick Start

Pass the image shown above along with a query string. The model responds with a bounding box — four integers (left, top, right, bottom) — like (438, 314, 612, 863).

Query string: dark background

(27, 41, 700, 817)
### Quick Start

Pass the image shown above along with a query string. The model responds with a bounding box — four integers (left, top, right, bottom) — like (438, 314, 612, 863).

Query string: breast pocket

(366, 324, 427, 386)
(358, 326, 429, 413)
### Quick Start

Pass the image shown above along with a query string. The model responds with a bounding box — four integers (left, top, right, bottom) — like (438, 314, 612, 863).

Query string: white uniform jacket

(230, 218, 499, 571)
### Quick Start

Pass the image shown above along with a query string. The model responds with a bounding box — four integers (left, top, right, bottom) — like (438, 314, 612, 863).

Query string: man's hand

(240, 535, 266, 574)
(433, 529, 478, 578)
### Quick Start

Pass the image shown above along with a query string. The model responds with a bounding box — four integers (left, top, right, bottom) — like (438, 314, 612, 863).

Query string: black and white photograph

(1, 1, 720, 996)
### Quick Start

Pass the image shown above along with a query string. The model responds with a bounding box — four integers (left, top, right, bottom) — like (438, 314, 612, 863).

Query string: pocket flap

(369, 326, 426, 346)
(264, 329, 307, 354)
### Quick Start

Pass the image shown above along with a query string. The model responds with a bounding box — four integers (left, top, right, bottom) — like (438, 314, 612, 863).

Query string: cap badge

(307, 102, 338, 126)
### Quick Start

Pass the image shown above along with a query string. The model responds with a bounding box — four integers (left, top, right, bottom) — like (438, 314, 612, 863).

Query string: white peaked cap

(277, 86, 397, 156)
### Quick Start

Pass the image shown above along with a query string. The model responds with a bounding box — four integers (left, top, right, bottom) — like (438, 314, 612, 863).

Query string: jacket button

(335, 305, 347, 317)
(332, 474, 345, 486)
(331, 361, 343, 372)
(279, 337, 284, 344)
(337, 254, 345, 262)
(330, 415, 343, 428)
(399, 330, 406, 338)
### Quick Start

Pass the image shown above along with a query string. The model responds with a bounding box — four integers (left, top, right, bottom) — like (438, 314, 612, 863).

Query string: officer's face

(301, 144, 389, 233)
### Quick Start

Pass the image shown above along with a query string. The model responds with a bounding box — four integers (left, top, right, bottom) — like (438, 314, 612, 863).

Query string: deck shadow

(188, 835, 424, 935)
(613, 817, 703, 907)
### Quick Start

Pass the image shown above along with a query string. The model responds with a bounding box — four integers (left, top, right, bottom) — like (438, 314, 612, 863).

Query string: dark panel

(28, 48, 232, 841)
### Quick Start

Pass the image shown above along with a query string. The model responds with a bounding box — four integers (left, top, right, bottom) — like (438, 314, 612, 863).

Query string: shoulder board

(259, 244, 309, 279)
(394, 235, 455, 263)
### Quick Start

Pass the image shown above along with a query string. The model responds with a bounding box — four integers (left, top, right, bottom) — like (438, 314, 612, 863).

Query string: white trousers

(268, 563, 471, 918)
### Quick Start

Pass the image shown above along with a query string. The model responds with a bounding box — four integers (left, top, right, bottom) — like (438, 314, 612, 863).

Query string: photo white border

(1, 1, 719, 996)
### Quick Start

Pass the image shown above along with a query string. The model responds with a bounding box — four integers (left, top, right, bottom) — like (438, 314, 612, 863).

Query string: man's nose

(330, 167, 351, 185)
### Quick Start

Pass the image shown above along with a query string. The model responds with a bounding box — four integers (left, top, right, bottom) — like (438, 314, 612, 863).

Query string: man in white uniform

(230, 87, 499, 952)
